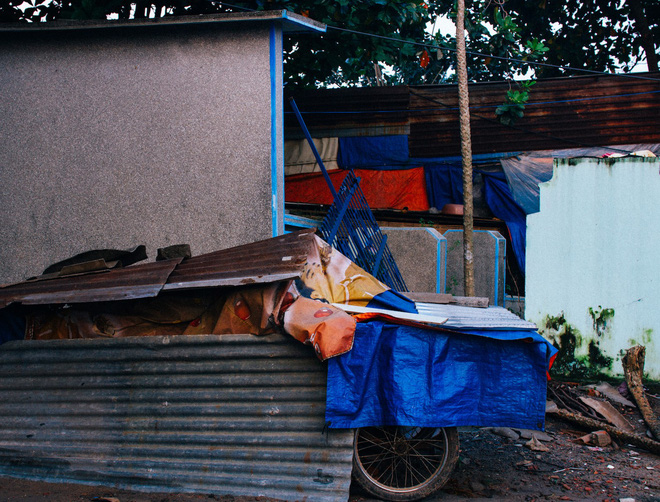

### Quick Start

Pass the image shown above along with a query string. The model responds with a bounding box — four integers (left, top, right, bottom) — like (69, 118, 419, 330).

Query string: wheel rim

(354, 426, 451, 494)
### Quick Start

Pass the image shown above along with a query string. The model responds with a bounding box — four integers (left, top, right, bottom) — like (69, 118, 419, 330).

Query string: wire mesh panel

(288, 97, 407, 292)
(319, 170, 407, 292)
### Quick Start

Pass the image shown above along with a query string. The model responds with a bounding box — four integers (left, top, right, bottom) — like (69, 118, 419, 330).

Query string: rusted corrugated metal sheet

(0, 229, 317, 307)
(284, 73, 659, 156)
(163, 227, 316, 291)
(285, 87, 410, 139)
(409, 74, 660, 157)
(0, 259, 181, 308)
(0, 333, 354, 501)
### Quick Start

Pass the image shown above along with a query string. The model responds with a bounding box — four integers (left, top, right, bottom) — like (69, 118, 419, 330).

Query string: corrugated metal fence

(0, 334, 354, 501)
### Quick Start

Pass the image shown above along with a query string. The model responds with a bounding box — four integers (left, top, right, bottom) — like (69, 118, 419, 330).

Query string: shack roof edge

(0, 9, 326, 34)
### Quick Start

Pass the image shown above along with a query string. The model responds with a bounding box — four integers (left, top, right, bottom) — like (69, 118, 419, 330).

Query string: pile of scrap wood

(547, 345, 660, 455)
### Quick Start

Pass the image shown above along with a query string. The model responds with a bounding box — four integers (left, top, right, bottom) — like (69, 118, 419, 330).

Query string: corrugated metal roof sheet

(0, 259, 181, 308)
(415, 303, 536, 330)
(0, 228, 317, 308)
(0, 333, 354, 501)
(409, 74, 660, 157)
(284, 87, 410, 139)
(164, 227, 316, 291)
(285, 73, 660, 156)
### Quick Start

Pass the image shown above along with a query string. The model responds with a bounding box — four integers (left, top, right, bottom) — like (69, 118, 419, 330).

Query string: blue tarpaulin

(338, 135, 411, 170)
(367, 290, 418, 314)
(336, 137, 660, 272)
(482, 173, 527, 272)
(326, 321, 556, 430)
(423, 164, 464, 211)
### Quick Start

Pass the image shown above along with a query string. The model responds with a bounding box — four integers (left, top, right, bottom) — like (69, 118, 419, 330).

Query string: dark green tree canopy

(1, 0, 657, 87)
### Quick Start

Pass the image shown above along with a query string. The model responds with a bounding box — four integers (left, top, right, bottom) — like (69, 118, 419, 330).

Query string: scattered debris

(525, 436, 550, 451)
(516, 428, 553, 442)
(490, 427, 520, 440)
(622, 345, 660, 441)
(577, 430, 612, 447)
(549, 404, 660, 454)
(584, 381, 636, 408)
(579, 396, 635, 432)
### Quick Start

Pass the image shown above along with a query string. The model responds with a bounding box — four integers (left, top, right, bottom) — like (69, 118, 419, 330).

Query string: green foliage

(501, 0, 658, 76)
(495, 85, 530, 125)
(1, 0, 655, 87)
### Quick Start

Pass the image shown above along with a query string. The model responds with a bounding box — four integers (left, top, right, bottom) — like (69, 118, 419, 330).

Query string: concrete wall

(526, 156, 660, 379)
(0, 22, 282, 283)
(444, 229, 506, 306)
(382, 227, 446, 293)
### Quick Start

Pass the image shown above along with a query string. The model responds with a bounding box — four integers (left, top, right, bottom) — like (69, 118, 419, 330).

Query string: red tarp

(285, 167, 430, 211)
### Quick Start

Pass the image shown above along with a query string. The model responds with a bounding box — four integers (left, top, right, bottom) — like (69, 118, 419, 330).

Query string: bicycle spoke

(354, 426, 458, 496)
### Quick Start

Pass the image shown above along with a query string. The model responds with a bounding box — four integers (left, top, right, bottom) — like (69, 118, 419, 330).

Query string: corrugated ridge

(0, 259, 181, 308)
(409, 74, 660, 156)
(284, 74, 659, 155)
(163, 228, 316, 289)
(416, 303, 537, 330)
(284, 87, 410, 139)
(0, 228, 318, 307)
(0, 334, 353, 502)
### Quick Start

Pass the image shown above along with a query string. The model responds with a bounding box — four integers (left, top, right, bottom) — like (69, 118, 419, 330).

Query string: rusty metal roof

(409, 74, 660, 157)
(0, 228, 317, 308)
(285, 86, 410, 139)
(163, 227, 316, 291)
(0, 259, 181, 308)
(285, 73, 660, 156)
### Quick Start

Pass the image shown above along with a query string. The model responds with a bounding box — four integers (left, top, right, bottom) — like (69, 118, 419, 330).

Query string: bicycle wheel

(352, 426, 459, 501)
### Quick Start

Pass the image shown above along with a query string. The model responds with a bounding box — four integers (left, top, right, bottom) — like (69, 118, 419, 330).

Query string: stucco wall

(526, 156, 660, 378)
(0, 23, 281, 283)
(382, 227, 446, 294)
(444, 229, 506, 306)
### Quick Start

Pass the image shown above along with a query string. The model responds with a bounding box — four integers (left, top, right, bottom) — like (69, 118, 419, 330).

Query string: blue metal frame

(288, 98, 407, 291)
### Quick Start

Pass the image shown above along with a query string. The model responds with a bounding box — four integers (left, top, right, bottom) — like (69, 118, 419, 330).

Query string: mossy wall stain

(541, 312, 613, 380)
(641, 328, 653, 345)
(588, 306, 615, 337)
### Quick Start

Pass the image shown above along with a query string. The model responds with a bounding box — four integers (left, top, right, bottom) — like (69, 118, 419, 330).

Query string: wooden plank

(402, 292, 454, 304)
(452, 296, 490, 308)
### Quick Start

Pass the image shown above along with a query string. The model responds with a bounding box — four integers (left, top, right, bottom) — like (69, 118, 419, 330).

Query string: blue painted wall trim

(269, 23, 279, 237)
(443, 229, 506, 305)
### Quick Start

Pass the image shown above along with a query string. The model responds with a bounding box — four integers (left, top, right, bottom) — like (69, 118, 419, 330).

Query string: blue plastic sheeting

(500, 153, 555, 214)
(367, 290, 418, 314)
(326, 321, 556, 431)
(338, 135, 410, 170)
(424, 164, 464, 210)
(482, 173, 527, 272)
(424, 165, 527, 270)
(500, 144, 660, 214)
(338, 136, 518, 171)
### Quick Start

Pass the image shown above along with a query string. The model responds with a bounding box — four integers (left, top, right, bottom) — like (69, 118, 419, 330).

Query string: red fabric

(285, 167, 430, 211)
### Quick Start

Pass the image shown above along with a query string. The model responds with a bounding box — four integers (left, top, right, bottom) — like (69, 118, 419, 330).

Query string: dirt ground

(1, 386, 658, 502)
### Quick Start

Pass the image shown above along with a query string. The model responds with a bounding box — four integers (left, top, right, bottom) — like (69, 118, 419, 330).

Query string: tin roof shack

(0, 11, 324, 285)
(283, 75, 660, 300)
(0, 229, 358, 501)
(526, 155, 660, 380)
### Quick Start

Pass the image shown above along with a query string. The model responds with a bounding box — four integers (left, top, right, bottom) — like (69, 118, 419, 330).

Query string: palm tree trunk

(456, 0, 475, 297)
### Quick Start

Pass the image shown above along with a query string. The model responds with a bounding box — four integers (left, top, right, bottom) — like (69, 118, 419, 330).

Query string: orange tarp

(285, 167, 430, 211)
